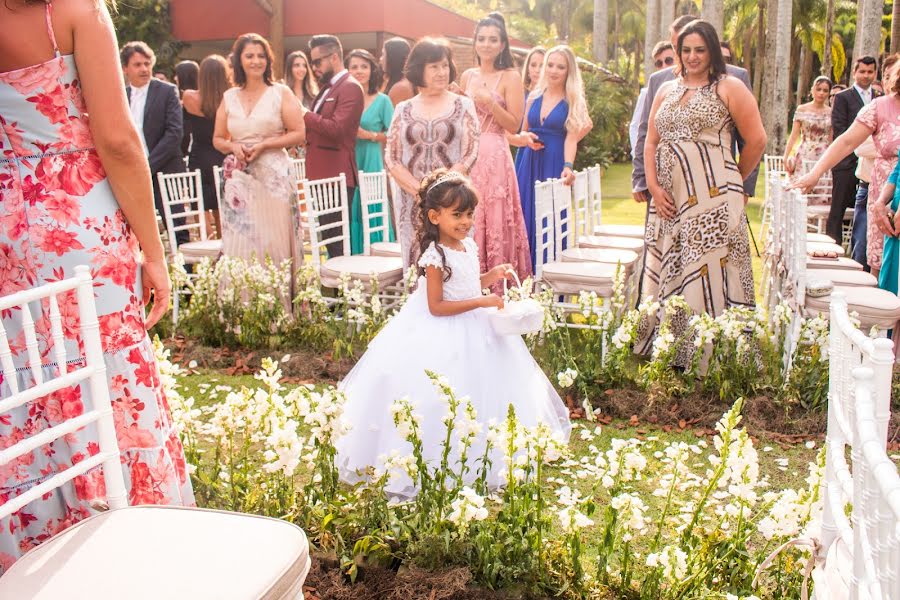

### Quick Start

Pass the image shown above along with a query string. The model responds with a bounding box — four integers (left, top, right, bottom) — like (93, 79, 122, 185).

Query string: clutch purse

(488, 272, 545, 336)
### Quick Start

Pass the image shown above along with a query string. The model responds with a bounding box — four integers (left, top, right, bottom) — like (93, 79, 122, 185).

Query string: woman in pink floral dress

(0, 0, 194, 572)
(784, 76, 833, 204)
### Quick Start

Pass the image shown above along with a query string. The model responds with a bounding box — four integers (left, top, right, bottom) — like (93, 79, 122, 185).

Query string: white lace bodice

(417, 238, 482, 300)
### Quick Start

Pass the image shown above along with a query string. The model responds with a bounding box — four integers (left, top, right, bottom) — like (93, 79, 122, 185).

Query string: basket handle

(501, 268, 522, 295)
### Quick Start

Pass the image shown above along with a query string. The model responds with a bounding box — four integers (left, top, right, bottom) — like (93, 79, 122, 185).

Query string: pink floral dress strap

(45, 1, 61, 57)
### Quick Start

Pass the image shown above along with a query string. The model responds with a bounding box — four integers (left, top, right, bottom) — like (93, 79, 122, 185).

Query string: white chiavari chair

(291, 157, 306, 182)
(0, 266, 312, 599)
(359, 171, 401, 258)
(587, 164, 644, 239)
(573, 172, 645, 254)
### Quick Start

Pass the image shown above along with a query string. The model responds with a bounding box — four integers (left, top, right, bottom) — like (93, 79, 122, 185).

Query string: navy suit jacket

(127, 78, 185, 176)
(631, 65, 759, 197)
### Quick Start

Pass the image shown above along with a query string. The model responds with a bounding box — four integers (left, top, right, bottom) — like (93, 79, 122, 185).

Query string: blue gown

(514, 95, 568, 267)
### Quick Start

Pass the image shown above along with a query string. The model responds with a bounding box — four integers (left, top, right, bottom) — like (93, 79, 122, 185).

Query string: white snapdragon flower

(557, 368, 578, 388)
(447, 487, 489, 530)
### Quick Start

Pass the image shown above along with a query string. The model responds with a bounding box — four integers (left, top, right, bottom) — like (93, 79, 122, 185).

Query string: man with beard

(305, 35, 364, 257)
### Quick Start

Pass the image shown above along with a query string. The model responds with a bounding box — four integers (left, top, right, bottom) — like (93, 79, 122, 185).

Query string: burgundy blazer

(303, 72, 364, 188)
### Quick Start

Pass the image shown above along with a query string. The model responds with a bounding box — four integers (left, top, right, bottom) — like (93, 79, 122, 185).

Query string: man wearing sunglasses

(628, 41, 675, 160)
(305, 34, 365, 257)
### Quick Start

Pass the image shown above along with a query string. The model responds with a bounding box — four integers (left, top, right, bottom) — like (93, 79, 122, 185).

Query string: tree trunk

(593, 0, 609, 63)
(753, 0, 766, 98)
(659, 0, 675, 43)
(892, 0, 900, 53)
(613, 0, 621, 64)
(770, 0, 793, 154)
(796, 44, 813, 106)
(854, 0, 885, 61)
(822, 0, 835, 78)
(701, 0, 725, 34)
(644, 0, 660, 80)
(270, 0, 284, 79)
(761, 0, 779, 149)
(559, 0, 572, 42)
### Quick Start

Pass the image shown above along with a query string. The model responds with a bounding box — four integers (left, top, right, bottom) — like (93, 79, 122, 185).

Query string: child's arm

(425, 267, 503, 316)
(480, 263, 514, 289)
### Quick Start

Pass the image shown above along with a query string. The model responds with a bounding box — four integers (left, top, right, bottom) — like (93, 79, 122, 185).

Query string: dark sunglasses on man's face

(310, 52, 334, 68)
(723, 55, 733, 64)
(654, 56, 675, 69)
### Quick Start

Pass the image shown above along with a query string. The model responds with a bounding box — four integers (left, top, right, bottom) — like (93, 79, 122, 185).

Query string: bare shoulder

(656, 79, 677, 99)
(716, 75, 746, 93)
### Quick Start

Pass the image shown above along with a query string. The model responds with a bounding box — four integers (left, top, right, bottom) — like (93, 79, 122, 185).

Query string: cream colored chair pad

(0, 505, 311, 600)
(370, 241, 402, 258)
(560, 247, 637, 273)
(180, 239, 222, 263)
(319, 255, 403, 288)
(807, 233, 836, 244)
(807, 256, 863, 271)
(592, 224, 645, 239)
(807, 241, 846, 257)
(805, 285, 900, 330)
(808, 269, 877, 288)
(577, 235, 645, 252)
(540, 261, 617, 296)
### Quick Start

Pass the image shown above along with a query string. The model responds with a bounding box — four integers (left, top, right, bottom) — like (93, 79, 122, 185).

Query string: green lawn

(600, 162, 767, 298)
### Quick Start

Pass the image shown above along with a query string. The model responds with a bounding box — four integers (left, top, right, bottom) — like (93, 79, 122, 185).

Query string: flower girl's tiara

(426, 171, 466, 193)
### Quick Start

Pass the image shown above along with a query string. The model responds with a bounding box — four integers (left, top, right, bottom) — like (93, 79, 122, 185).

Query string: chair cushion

(577, 234, 645, 252)
(560, 247, 637, 272)
(807, 256, 863, 271)
(805, 286, 900, 330)
(808, 269, 877, 288)
(807, 241, 846, 257)
(370, 241, 401, 258)
(539, 261, 617, 296)
(0, 505, 311, 600)
(592, 224, 645, 239)
(319, 255, 403, 288)
(179, 239, 222, 263)
(807, 233, 836, 244)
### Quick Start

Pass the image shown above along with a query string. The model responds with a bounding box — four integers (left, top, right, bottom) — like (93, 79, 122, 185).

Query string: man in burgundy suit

(305, 35, 365, 257)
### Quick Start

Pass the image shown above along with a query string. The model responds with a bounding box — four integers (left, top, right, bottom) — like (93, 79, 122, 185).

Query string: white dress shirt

(854, 83, 873, 106)
(313, 69, 348, 113)
(129, 82, 150, 156)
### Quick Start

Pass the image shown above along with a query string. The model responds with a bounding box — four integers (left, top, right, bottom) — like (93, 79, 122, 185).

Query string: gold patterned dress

(636, 78, 755, 361)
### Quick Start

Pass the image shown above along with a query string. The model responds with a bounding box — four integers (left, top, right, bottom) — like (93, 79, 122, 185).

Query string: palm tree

(660, 0, 675, 40)
(702, 0, 725, 32)
(644, 0, 660, 77)
(593, 0, 609, 62)
(854, 0, 886, 60)
(770, 0, 792, 153)
(892, 0, 900, 53)
(823, 0, 836, 77)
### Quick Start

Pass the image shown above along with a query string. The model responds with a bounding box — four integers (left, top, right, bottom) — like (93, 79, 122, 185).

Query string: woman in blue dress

(512, 45, 592, 266)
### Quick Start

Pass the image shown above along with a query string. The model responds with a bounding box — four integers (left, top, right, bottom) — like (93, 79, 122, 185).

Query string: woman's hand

(245, 140, 269, 162)
(479, 294, 505, 310)
(787, 171, 819, 194)
(472, 86, 494, 109)
(487, 263, 515, 286)
(872, 199, 898, 237)
(784, 155, 796, 175)
(522, 131, 544, 151)
(231, 141, 248, 163)
(141, 256, 171, 330)
(561, 166, 575, 186)
(649, 184, 676, 220)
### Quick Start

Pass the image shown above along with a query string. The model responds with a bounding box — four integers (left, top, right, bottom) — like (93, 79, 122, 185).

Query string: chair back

(291, 158, 306, 183)
(304, 174, 350, 265)
(157, 170, 208, 255)
(801, 158, 834, 206)
(764, 154, 785, 176)
(359, 171, 392, 255)
(534, 179, 556, 273)
(552, 178, 573, 258)
(212, 165, 224, 211)
(587, 164, 602, 230)
(822, 294, 900, 600)
(0, 266, 127, 520)
(572, 170, 590, 239)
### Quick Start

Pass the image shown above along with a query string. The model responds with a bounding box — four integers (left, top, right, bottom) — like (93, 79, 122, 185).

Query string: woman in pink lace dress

(793, 56, 900, 275)
(0, 0, 193, 572)
(459, 12, 532, 284)
(386, 38, 479, 269)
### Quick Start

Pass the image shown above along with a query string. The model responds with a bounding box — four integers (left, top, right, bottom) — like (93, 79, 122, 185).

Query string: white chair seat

(0, 505, 311, 600)
(577, 234, 645, 252)
(807, 256, 863, 271)
(592, 224, 645, 239)
(807, 233, 836, 244)
(809, 268, 878, 288)
(319, 255, 403, 288)
(179, 239, 222, 263)
(540, 261, 618, 296)
(370, 241, 401, 258)
(807, 241, 846, 257)
(805, 285, 900, 330)
(560, 247, 638, 273)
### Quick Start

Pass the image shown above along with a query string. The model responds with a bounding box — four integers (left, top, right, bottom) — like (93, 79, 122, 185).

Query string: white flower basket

(489, 271, 544, 336)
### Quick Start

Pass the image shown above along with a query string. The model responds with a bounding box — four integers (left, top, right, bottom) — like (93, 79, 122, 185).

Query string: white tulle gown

(335, 237, 571, 496)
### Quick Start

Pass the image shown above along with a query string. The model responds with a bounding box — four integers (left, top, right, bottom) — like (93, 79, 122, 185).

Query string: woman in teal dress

(346, 49, 395, 254)
(875, 149, 900, 294)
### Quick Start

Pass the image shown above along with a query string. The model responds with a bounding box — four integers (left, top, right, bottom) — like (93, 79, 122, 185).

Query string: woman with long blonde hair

(512, 44, 592, 266)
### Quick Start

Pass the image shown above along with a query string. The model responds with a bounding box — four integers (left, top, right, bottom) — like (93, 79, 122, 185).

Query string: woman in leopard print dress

(635, 20, 766, 363)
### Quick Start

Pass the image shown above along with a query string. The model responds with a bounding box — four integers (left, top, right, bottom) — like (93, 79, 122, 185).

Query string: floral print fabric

(789, 109, 832, 204)
(0, 9, 193, 574)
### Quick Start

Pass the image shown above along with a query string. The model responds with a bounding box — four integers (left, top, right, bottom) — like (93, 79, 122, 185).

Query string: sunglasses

(310, 52, 334, 68)
(654, 56, 675, 69)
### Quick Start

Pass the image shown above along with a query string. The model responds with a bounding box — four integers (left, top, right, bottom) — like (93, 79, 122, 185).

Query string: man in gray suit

(631, 16, 759, 204)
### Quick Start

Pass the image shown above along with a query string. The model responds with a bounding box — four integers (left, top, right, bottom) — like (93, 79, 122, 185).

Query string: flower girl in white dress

(335, 169, 571, 496)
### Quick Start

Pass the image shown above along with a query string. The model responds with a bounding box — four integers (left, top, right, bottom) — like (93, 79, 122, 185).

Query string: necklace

(680, 79, 709, 90)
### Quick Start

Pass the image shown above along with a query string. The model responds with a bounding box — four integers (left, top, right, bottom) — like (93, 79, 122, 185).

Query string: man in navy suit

(631, 15, 759, 204)
(121, 41, 187, 245)
(827, 55, 879, 246)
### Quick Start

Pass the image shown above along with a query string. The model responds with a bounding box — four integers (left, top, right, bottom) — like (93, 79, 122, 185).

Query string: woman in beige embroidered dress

(636, 20, 766, 363)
